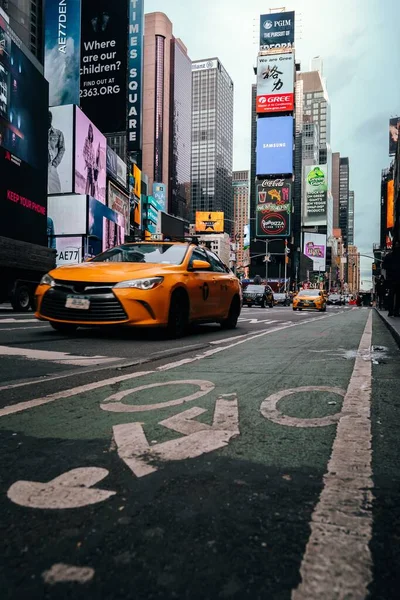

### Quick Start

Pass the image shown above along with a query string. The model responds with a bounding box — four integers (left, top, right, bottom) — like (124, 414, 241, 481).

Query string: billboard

(389, 117, 400, 156)
(80, 0, 127, 133)
(106, 146, 127, 188)
(195, 212, 224, 233)
(127, 0, 144, 151)
(0, 13, 48, 246)
(192, 59, 218, 72)
(44, 0, 81, 106)
(304, 165, 328, 225)
(256, 179, 291, 237)
(303, 233, 326, 271)
(153, 182, 167, 211)
(108, 181, 129, 230)
(256, 54, 294, 113)
(256, 116, 293, 176)
(48, 105, 74, 194)
(387, 179, 394, 229)
(48, 194, 87, 235)
(259, 11, 295, 51)
(88, 197, 124, 254)
(129, 163, 141, 229)
(75, 106, 106, 204)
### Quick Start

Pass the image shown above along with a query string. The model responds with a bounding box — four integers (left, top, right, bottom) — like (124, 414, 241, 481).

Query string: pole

(284, 255, 287, 294)
(265, 240, 268, 283)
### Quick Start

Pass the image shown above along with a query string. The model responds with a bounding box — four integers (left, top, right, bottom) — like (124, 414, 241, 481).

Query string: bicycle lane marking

(292, 311, 373, 600)
(0, 312, 338, 418)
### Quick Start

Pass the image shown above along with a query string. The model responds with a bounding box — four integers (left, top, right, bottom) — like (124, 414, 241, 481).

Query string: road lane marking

(0, 326, 49, 331)
(0, 312, 340, 417)
(42, 564, 95, 585)
(113, 396, 239, 478)
(292, 311, 373, 600)
(0, 371, 153, 418)
(101, 380, 215, 413)
(261, 386, 346, 428)
(7, 467, 116, 509)
(0, 345, 122, 366)
(0, 318, 38, 324)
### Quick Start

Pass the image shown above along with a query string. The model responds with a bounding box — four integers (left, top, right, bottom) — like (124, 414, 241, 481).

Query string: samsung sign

(256, 116, 293, 176)
(128, 0, 144, 152)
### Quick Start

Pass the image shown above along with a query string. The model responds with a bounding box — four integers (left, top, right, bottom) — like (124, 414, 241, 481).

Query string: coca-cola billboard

(256, 179, 291, 237)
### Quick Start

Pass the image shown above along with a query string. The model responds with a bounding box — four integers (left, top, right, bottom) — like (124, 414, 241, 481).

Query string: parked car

(242, 284, 274, 308)
(274, 292, 290, 306)
(327, 293, 344, 306)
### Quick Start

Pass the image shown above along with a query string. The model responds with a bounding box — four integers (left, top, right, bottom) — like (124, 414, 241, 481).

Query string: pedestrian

(356, 294, 362, 307)
(375, 275, 385, 310)
(253, 274, 262, 285)
(382, 242, 400, 317)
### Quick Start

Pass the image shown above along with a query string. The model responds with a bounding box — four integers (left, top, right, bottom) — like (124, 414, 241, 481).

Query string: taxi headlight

(40, 274, 55, 287)
(113, 277, 164, 290)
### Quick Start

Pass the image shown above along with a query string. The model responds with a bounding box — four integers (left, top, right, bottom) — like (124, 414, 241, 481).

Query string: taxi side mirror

(191, 260, 211, 271)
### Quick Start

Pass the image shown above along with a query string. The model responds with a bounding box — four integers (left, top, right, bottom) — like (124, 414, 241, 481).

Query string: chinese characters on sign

(256, 54, 294, 113)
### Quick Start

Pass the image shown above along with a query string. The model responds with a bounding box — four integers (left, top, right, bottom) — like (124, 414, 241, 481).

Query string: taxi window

(206, 251, 227, 273)
(189, 248, 209, 268)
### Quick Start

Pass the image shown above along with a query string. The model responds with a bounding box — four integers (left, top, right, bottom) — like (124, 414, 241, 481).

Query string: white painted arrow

(7, 467, 116, 509)
(113, 396, 240, 478)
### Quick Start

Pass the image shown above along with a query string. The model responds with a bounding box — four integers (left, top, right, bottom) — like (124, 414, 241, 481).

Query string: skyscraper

(0, 0, 43, 62)
(142, 12, 192, 217)
(332, 152, 341, 229)
(339, 157, 350, 247)
(190, 58, 234, 232)
(348, 190, 355, 246)
(297, 69, 331, 165)
(232, 170, 249, 270)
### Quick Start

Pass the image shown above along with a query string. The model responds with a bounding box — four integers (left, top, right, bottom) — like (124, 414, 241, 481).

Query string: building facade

(331, 152, 340, 229)
(232, 170, 249, 271)
(198, 233, 230, 266)
(347, 245, 360, 293)
(348, 190, 355, 246)
(142, 12, 192, 218)
(0, 0, 43, 62)
(339, 157, 350, 247)
(191, 58, 234, 233)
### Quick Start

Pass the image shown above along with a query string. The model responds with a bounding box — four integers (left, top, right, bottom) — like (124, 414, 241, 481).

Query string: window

(206, 250, 227, 272)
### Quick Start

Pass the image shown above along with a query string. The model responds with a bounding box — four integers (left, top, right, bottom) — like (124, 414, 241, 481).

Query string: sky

(146, 0, 400, 287)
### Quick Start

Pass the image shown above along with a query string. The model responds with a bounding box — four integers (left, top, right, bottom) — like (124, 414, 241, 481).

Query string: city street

(1, 307, 399, 599)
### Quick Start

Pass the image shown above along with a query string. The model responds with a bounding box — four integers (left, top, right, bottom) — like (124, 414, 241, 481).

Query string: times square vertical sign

(128, 0, 144, 152)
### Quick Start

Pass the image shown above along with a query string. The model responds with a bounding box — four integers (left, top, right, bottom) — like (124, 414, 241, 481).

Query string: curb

(375, 308, 400, 348)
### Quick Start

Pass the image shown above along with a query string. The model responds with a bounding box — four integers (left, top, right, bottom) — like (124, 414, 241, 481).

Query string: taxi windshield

(298, 290, 320, 297)
(91, 244, 189, 265)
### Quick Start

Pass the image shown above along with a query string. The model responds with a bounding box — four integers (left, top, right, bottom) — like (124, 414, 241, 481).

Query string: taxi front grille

(40, 289, 128, 322)
(298, 300, 316, 307)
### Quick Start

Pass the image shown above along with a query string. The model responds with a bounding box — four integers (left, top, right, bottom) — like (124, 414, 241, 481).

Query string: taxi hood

(49, 262, 178, 283)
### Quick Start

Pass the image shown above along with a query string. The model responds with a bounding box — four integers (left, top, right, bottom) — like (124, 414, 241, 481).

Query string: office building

(297, 68, 331, 165)
(0, 0, 43, 62)
(232, 170, 249, 270)
(347, 245, 360, 293)
(348, 191, 355, 246)
(332, 152, 341, 229)
(198, 233, 230, 266)
(339, 157, 350, 247)
(143, 13, 192, 218)
(191, 58, 234, 233)
(302, 121, 320, 162)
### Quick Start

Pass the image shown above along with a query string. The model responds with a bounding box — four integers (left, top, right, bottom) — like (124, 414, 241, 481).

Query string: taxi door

(205, 250, 236, 317)
(185, 247, 219, 320)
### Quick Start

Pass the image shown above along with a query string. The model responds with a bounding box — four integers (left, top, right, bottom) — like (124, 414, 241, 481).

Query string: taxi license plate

(65, 295, 90, 310)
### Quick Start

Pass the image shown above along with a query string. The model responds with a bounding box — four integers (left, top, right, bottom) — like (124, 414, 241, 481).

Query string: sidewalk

(375, 308, 400, 347)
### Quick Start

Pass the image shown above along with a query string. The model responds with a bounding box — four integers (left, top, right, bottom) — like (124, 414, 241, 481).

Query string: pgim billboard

(304, 165, 328, 226)
(259, 11, 295, 51)
(256, 54, 294, 113)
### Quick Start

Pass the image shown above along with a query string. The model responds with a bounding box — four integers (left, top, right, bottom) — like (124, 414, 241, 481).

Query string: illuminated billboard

(256, 116, 293, 176)
(387, 179, 394, 229)
(259, 11, 295, 51)
(303, 233, 326, 271)
(74, 106, 107, 204)
(256, 54, 294, 113)
(389, 117, 400, 156)
(304, 165, 328, 226)
(256, 179, 291, 237)
(48, 105, 74, 194)
(127, 0, 144, 151)
(153, 182, 167, 212)
(195, 212, 224, 233)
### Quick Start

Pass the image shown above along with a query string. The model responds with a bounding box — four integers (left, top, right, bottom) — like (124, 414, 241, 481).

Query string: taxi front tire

(166, 289, 189, 339)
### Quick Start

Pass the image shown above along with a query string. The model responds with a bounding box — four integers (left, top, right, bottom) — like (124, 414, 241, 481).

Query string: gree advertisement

(256, 116, 293, 176)
(195, 212, 224, 233)
(256, 179, 291, 237)
(256, 54, 294, 113)
(44, 0, 81, 106)
(79, 0, 128, 133)
(153, 182, 167, 212)
(108, 181, 129, 231)
(389, 117, 400, 156)
(48, 105, 74, 194)
(127, 0, 144, 151)
(304, 165, 328, 225)
(303, 233, 326, 271)
(0, 14, 48, 246)
(75, 106, 106, 204)
(259, 11, 295, 51)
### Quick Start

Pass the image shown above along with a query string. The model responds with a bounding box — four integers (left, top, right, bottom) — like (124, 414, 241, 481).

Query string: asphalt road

(0, 305, 399, 599)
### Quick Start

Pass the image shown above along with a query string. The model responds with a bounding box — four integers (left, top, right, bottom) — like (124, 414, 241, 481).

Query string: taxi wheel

(220, 296, 240, 330)
(50, 322, 78, 334)
(166, 290, 189, 339)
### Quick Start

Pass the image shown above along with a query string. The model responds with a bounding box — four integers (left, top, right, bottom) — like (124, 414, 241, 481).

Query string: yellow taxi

(292, 289, 327, 312)
(35, 240, 242, 338)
